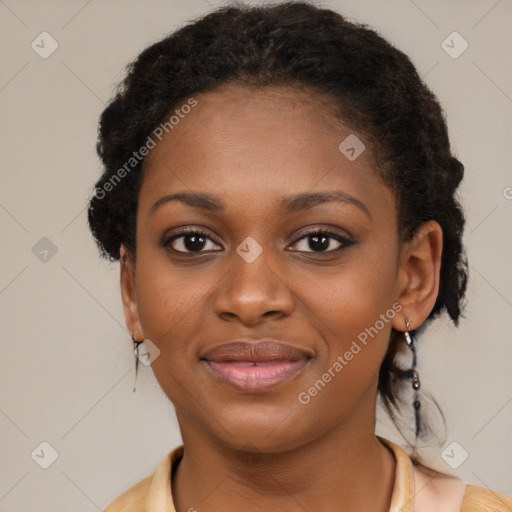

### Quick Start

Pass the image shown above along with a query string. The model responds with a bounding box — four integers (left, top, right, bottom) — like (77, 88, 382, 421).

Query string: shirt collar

(378, 436, 415, 512)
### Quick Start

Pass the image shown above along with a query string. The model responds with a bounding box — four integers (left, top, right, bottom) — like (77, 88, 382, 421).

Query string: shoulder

(103, 446, 183, 512)
(461, 484, 512, 512)
(104, 474, 153, 512)
(412, 462, 511, 512)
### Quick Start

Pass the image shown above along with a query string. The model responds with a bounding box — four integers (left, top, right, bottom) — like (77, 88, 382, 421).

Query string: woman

(87, 2, 511, 511)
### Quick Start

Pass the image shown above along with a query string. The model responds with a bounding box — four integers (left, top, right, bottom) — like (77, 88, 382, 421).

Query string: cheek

(132, 251, 222, 395)
(303, 245, 399, 380)
(134, 265, 182, 343)
(305, 242, 398, 331)
(291, 273, 398, 436)
(134, 246, 211, 341)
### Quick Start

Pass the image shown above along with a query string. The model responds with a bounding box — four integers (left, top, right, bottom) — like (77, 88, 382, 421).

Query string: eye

(162, 227, 352, 255)
(162, 228, 223, 253)
(288, 228, 353, 253)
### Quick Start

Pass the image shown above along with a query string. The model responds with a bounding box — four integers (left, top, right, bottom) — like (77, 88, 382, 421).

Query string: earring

(404, 318, 421, 437)
(132, 334, 144, 393)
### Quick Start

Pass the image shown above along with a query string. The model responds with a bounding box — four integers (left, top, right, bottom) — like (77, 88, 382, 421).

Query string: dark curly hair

(87, 0, 468, 464)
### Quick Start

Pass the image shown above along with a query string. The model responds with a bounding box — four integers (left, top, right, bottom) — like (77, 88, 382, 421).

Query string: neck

(172, 413, 396, 512)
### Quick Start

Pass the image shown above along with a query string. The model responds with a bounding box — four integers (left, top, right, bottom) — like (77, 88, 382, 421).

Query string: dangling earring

(404, 318, 421, 437)
(132, 334, 144, 393)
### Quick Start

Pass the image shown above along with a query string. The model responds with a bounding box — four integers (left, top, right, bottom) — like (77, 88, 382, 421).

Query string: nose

(213, 249, 294, 326)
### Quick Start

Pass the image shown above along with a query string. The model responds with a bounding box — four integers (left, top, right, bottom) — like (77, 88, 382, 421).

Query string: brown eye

(289, 229, 353, 253)
(163, 229, 223, 253)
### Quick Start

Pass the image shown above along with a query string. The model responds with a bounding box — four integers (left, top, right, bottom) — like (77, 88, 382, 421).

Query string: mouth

(200, 339, 313, 393)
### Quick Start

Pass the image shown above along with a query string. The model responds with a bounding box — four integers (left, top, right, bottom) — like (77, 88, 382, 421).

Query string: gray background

(0, 0, 511, 510)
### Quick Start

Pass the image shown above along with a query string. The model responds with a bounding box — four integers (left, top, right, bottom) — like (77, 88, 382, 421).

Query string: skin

(120, 84, 442, 512)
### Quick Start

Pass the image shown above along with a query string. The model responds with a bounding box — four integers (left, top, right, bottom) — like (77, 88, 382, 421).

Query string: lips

(200, 340, 312, 392)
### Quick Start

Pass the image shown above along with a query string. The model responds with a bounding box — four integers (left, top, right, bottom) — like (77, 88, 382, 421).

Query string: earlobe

(392, 220, 443, 331)
(119, 244, 144, 339)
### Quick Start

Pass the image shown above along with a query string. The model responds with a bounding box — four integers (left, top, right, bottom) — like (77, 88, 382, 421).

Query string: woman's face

(122, 84, 412, 452)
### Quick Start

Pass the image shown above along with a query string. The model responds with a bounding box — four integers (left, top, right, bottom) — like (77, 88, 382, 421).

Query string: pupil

(184, 234, 206, 251)
(309, 234, 329, 252)
(182, 234, 332, 252)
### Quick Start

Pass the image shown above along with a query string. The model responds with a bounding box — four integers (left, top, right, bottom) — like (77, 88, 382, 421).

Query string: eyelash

(162, 227, 354, 255)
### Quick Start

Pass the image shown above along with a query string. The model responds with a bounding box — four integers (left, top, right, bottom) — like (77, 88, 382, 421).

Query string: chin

(204, 403, 317, 454)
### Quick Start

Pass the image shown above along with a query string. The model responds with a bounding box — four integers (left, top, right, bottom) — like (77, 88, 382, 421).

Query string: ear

(120, 244, 144, 340)
(391, 220, 443, 331)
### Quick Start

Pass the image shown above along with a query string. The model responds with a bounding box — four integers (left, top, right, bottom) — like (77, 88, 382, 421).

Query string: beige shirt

(105, 436, 512, 511)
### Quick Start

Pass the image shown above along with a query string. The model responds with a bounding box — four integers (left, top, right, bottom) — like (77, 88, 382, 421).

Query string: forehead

(138, 84, 394, 220)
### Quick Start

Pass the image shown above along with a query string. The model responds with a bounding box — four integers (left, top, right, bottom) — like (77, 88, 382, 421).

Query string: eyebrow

(149, 190, 371, 219)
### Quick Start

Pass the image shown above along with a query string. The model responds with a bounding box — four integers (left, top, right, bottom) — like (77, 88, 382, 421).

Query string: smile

(203, 359, 310, 392)
(200, 339, 312, 392)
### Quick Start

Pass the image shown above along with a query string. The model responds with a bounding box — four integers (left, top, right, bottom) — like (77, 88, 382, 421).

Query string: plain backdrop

(0, 0, 511, 510)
